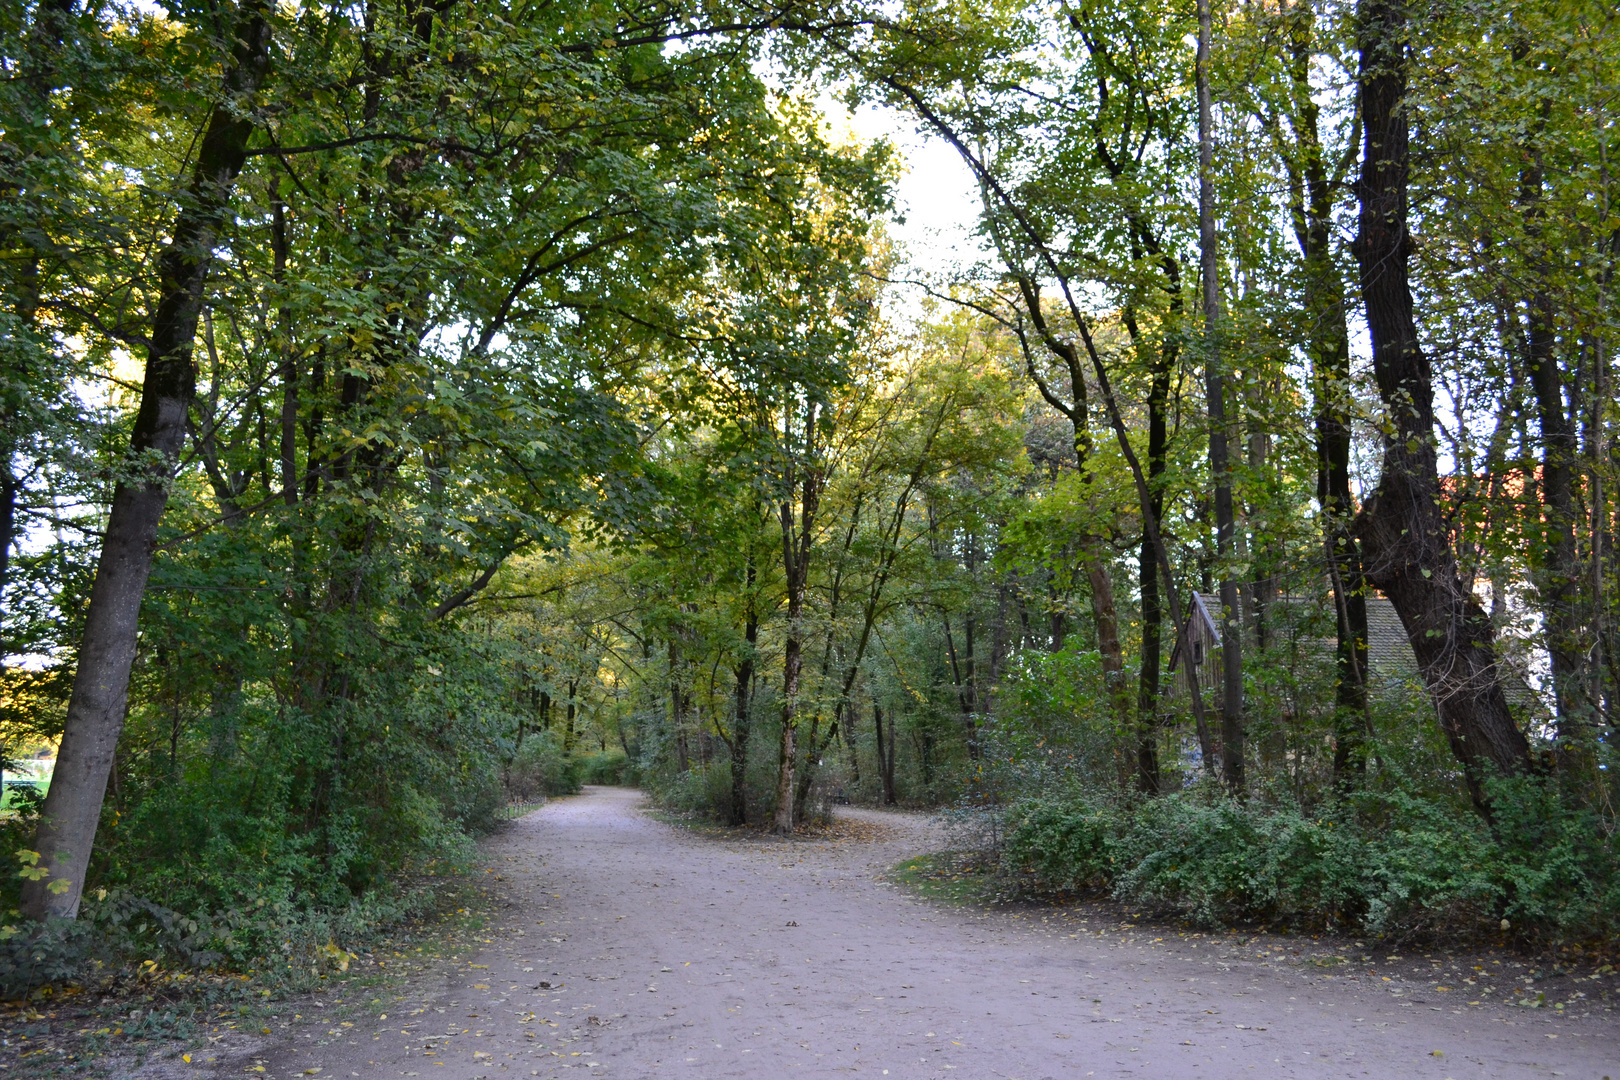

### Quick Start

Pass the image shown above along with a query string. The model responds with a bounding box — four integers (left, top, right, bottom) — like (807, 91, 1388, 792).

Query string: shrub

(1001, 800, 1118, 893)
(998, 779, 1620, 941)
(578, 750, 632, 785)
(1110, 791, 1365, 928)
(503, 733, 581, 801)
(651, 761, 733, 820)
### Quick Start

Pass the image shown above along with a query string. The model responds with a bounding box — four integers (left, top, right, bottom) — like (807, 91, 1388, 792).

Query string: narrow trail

(224, 787, 1614, 1079)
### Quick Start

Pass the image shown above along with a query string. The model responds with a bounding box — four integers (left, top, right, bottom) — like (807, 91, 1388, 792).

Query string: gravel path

(229, 786, 1617, 1079)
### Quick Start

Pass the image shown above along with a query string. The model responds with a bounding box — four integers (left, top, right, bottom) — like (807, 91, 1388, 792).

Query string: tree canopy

(1, 0, 1617, 977)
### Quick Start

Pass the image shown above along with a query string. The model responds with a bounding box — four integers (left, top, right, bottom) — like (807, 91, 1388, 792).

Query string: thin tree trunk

(1274, 3, 1373, 783)
(729, 561, 758, 826)
(774, 421, 819, 835)
(566, 678, 578, 755)
(1133, 322, 1174, 795)
(1517, 121, 1584, 748)
(1197, 0, 1244, 794)
(21, 6, 272, 921)
(1350, 0, 1532, 807)
(877, 700, 898, 805)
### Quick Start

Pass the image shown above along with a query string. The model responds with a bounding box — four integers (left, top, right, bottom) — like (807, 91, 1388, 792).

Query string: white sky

(819, 93, 988, 297)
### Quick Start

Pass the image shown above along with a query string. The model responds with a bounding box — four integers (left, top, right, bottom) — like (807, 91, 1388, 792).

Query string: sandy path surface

(229, 786, 1617, 1080)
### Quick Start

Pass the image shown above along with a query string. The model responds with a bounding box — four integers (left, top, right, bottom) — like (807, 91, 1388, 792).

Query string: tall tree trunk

(1515, 107, 1584, 748)
(1275, 2, 1372, 783)
(774, 426, 819, 835)
(874, 700, 897, 805)
(1197, 0, 1244, 794)
(729, 562, 758, 826)
(21, 6, 272, 920)
(1133, 324, 1174, 795)
(566, 678, 578, 755)
(1350, 0, 1532, 808)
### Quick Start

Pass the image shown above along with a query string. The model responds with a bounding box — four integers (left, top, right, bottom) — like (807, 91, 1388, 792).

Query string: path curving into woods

(213, 786, 1615, 1079)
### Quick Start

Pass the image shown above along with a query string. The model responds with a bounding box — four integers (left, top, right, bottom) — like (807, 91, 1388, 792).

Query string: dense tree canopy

(0, 0, 1617, 977)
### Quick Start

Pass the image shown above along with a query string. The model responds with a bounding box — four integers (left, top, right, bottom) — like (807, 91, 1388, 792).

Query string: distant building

(1168, 590, 1548, 720)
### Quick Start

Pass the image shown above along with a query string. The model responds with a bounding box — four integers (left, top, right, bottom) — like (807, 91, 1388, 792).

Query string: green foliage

(504, 734, 584, 801)
(578, 750, 633, 786)
(1001, 800, 1118, 893)
(651, 762, 735, 820)
(999, 778, 1620, 942)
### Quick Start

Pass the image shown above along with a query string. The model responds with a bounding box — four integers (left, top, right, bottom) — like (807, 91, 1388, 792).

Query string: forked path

(246, 787, 1615, 1079)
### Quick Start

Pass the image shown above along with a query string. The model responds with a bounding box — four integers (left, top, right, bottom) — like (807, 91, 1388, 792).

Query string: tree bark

(1513, 104, 1584, 747)
(1133, 321, 1174, 795)
(1197, 0, 1244, 794)
(21, 3, 272, 920)
(874, 699, 897, 805)
(729, 556, 758, 826)
(773, 417, 819, 834)
(1274, 2, 1372, 783)
(1350, 0, 1532, 807)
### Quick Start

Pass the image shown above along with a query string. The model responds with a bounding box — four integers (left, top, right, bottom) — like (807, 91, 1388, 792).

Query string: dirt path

(223, 787, 1615, 1079)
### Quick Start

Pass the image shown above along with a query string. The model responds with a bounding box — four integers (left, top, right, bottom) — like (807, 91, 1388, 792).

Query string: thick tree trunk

(1350, 0, 1532, 807)
(21, 4, 272, 920)
(1197, 0, 1244, 795)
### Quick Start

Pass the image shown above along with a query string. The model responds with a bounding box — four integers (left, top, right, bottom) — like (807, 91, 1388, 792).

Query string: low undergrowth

(992, 775, 1620, 945)
(0, 891, 493, 1078)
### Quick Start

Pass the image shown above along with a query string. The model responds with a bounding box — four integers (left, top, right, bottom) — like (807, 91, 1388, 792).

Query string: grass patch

(886, 853, 1006, 906)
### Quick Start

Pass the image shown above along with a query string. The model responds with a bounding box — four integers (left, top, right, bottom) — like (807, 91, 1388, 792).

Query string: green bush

(503, 733, 582, 800)
(651, 761, 733, 820)
(1110, 791, 1365, 928)
(998, 778, 1620, 941)
(578, 750, 632, 785)
(1001, 800, 1118, 893)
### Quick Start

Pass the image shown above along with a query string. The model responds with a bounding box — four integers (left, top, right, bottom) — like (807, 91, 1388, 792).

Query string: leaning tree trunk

(1350, 0, 1531, 809)
(21, 4, 272, 920)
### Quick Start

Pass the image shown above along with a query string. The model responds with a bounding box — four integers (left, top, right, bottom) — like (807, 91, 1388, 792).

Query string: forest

(0, 0, 1617, 994)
